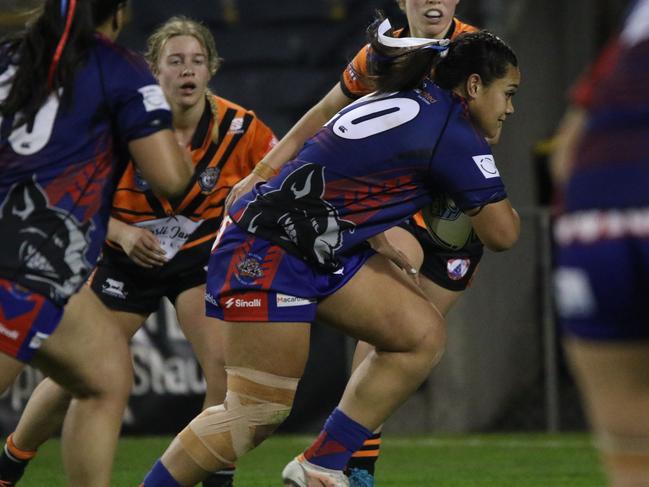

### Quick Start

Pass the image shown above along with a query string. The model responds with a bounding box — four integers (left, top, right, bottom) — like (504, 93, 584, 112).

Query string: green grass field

(12, 433, 606, 486)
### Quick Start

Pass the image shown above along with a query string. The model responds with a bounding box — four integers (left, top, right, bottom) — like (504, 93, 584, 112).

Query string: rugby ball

(421, 194, 474, 251)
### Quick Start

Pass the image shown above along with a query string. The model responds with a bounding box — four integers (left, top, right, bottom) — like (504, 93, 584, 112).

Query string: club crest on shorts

(198, 167, 220, 194)
(235, 253, 264, 284)
(447, 258, 470, 281)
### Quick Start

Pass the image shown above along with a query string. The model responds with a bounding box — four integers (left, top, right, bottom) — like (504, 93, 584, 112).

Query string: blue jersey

(565, 1, 649, 212)
(229, 79, 507, 269)
(0, 34, 172, 306)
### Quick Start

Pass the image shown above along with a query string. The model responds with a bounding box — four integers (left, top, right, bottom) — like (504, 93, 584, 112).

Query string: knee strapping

(179, 367, 299, 472)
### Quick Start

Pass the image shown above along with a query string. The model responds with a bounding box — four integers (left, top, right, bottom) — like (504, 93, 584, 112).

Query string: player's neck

(172, 96, 206, 147)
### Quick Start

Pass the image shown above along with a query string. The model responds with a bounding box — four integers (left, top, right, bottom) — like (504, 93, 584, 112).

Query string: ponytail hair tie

(47, 0, 77, 91)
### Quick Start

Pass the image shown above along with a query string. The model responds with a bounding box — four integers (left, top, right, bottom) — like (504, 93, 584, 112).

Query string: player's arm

(128, 129, 193, 199)
(225, 84, 353, 211)
(468, 199, 520, 251)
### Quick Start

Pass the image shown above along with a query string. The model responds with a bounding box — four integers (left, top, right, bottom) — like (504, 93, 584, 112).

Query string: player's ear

(465, 73, 482, 100)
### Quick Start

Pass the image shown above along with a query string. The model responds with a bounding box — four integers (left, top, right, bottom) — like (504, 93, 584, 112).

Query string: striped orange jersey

(110, 94, 277, 259)
(341, 18, 478, 98)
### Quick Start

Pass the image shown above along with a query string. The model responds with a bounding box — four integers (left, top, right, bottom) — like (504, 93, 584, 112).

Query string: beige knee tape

(179, 367, 299, 472)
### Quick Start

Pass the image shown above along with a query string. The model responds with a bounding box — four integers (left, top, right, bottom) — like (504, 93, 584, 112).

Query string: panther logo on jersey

(0, 179, 94, 302)
(238, 163, 355, 269)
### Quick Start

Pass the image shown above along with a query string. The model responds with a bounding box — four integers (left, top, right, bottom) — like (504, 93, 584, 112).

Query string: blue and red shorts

(0, 278, 63, 362)
(205, 222, 374, 323)
(554, 210, 649, 341)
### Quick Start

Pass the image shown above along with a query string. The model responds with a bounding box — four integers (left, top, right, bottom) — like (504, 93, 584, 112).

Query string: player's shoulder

(92, 34, 151, 77)
(452, 18, 479, 37)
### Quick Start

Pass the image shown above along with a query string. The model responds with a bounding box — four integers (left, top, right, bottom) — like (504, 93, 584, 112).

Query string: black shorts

(399, 219, 483, 291)
(90, 245, 208, 315)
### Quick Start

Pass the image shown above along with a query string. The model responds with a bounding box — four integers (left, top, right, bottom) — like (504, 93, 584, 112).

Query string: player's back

(0, 35, 169, 304)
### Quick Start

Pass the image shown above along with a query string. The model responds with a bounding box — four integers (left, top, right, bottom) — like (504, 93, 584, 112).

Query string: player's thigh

(175, 284, 225, 372)
(384, 226, 424, 270)
(32, 286, 133, 397)
(318, 253, 445, 353)
(0, 353, 25, 394)
(565, 338, 649, 435)
(418, 277, 463, 316)
(222, 321, 311, 379)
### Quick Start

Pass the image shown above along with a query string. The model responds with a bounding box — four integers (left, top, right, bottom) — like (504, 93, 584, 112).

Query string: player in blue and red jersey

(0, 16, 276, 487)
(554, 0, 649, 484)
(141, 21, 520, 487)
(226, 3, 480, 482)
(0, 1, 192, 485)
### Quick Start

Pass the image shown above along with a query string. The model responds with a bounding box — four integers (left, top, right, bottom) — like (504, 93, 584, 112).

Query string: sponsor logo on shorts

(554, 268, 596, 318)
(224, 297, 262, 309)
(101, 278, 127, 299)
(472, 154, 500, 179)
(276, 293, 315, 308)
(205, 292, 219, 307)
(0, 322, 19, 341)
(28, 331, 50, 350)
(447, 258, 470, 281)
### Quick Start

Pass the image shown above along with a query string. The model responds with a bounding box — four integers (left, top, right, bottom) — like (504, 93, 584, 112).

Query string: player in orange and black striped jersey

(224, 2, 480, 484)
(1, 16, 275, 487)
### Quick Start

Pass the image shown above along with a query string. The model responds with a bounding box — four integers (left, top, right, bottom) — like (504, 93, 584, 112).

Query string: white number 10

(332, 97, 420, 140)
(0, 66, 61, 155)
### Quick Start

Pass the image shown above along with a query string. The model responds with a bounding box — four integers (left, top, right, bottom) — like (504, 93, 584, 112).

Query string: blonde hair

(145, 15, 221, 75)
(146, 16, 222, 142)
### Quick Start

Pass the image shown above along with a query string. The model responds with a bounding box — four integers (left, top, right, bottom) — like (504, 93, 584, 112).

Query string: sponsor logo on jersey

(198, 167, 220, 194)
(472, 155, 500, 179)
(447, 258, 470, 281)
(0, 322, 19, 341)
(224, 297, 262, 309)
(101, 278, 128, 299)
(276, 293, 315, 307)
(138, 85, 170, 112)
(228, 117, 244, 134)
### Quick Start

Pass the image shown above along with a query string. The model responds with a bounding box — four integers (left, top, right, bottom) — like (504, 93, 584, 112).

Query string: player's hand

(368, 233, 419, 284)
(224, 172, 264, 214)
(116, 225, 168, 268)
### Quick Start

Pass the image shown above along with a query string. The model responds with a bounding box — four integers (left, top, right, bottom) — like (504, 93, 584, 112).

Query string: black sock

(202, 466, 236, 487)
(346, 432, 381, 476)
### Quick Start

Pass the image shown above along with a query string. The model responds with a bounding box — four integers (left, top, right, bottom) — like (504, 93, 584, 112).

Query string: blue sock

(303, 408, 373, 471)
(142, 459, 183, 487)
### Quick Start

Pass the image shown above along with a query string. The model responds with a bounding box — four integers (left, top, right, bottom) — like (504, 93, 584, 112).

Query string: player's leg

(175, 284, 234, 487)
(565, 339, 649, 487)
(284, 252, 446, 485)
(556, 234, 649, 487)
(176, 284, 227, 409)
(346, 225, 471, 485)
(0, 289, 146, 486)
(142, 321, 310, 487)
(30, 286, 136, 487)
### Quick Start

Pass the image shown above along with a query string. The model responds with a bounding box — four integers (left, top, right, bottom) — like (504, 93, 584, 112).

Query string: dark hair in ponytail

(365, 14, 518, 95)
(365, 14, 443, 93)
(0, 0, 127, 127)
(434, 31, 518, 90)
